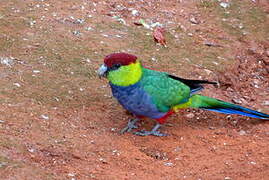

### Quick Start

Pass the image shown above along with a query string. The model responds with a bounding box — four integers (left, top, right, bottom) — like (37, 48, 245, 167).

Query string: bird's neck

(108, 61, 142, 86)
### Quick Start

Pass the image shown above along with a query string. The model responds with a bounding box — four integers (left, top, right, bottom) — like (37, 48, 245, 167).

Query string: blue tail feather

(203, 105, 269, 120)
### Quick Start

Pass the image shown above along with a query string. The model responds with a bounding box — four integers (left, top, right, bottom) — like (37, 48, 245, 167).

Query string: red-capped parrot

(98, 53, 269, 136)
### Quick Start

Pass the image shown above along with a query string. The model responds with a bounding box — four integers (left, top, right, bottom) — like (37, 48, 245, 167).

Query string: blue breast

(109, 82, 166, 119)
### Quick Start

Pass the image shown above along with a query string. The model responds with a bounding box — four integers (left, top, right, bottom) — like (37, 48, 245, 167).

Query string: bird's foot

(120, 118, 139, 134)
(134, 130, 167, 137)
(133, 123, 168, 137)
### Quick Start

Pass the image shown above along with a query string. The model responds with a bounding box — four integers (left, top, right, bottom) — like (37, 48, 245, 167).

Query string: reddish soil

(0, 0, 268, 179)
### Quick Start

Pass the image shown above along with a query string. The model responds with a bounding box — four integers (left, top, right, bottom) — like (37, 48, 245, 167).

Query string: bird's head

(98, 53, 142, 86)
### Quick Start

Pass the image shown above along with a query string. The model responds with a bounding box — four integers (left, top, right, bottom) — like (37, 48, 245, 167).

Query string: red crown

(104, 53, 137, 67)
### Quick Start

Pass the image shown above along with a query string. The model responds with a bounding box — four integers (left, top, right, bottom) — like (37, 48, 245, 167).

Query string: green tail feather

(186, 95, 269, 119)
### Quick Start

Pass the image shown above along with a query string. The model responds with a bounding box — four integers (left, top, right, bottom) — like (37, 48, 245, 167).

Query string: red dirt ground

(0, 0, 268, 179)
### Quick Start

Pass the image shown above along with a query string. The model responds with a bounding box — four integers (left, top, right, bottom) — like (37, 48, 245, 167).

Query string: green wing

(140, 68, 191, 112)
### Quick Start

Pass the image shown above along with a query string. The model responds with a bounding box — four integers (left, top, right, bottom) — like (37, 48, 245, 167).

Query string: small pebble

(220, 2, 230, 8)
(112, 150, 120, 156)
(68, 173, 75, 177)
(187, 33, 193, 36)
(151, 57, 157, 62)
(232, 120, 237, 124)
(29, 20, 36, 26)
(75, 18, 84, 24)
(72, 30, 81, 36)
(13, 83, 21, 87)
(186, 113, 194, 118)
(112, 16, 126, 25)
(164, 162, 173, 167)
(131, 9, 139, 16)
(239, 130, 246, 136)
(99, 158, 107, 163)
(212, 61, 219, 65)
(28, 148, 35, 153)
(189, 17, 199, 24)
(33, 70, 41, 73)
(0, 57, 14, 67)
(40, 114, 49, 120)
(232, 98, 242, 104)
(85, 27, 93, 31)
(0, 162, 7, 168)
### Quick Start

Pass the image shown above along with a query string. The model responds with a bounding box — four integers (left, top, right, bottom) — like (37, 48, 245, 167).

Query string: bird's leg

(120, 118, 139, 134)
(134, 123, 168, 137)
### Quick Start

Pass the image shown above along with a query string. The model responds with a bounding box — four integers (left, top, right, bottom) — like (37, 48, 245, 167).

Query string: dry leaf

(153, 27, 166, 47)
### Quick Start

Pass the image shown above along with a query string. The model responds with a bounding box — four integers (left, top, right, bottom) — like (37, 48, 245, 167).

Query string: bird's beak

(98, 64, 108, 78)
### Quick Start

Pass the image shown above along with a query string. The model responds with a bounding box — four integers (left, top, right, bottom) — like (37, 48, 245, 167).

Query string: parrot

(98, 52, 269, 136)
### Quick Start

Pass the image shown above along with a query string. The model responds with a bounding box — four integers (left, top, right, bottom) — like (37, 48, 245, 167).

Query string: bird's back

(139, 68, 191, 112)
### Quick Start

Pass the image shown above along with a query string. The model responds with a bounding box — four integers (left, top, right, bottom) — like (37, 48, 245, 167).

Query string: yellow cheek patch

(108, 61, 142, 86)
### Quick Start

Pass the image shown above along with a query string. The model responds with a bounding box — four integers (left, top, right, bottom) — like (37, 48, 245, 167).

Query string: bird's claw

(121, 121, 168, 137)
(133, 123, 168, 136)
(134, 130, 168, 137)
(120, 119, 139, 134)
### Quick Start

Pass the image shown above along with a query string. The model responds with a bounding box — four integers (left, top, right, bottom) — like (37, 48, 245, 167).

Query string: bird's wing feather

(168, 74, 217, 94)
(140, 68, 191, 112)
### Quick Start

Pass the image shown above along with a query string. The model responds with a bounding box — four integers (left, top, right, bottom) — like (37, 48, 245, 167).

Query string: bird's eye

(112, 63, 121, 70)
